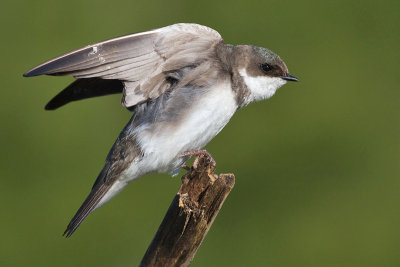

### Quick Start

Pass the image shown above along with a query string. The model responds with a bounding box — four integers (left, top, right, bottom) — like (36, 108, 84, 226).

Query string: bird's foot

(181, 150, 216, 172)
(181, 165, 191, 171)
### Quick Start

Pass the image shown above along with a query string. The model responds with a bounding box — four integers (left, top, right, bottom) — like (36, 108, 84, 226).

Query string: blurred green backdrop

(1, 0, 399, 266)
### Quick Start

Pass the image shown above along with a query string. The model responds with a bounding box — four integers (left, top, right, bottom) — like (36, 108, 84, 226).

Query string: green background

(1, 0, 399, 266)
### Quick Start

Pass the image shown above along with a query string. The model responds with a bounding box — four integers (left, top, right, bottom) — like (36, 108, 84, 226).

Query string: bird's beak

(281, 74, 299, 82)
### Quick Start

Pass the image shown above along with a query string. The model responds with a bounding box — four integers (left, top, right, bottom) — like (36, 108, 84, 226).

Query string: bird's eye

(261, 63, 272, 73)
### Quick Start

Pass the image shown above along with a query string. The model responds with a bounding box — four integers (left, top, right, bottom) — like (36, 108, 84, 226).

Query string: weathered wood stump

(140, 155, 235, 267)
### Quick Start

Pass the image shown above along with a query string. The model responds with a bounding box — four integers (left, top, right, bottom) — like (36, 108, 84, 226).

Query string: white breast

(134, 82, 238, 174)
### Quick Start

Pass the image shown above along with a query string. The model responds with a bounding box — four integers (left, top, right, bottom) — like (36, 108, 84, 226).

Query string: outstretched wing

(24, 23, 223, 109)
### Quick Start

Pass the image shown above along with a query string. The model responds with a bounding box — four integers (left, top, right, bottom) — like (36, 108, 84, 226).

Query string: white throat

(239, 68, 286, 106)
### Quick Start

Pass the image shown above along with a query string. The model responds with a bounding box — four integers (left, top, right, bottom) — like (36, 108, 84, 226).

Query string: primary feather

(24, 23, 223, 109)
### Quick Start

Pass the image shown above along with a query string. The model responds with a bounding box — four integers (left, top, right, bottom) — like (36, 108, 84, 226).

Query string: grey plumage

(63, 69, 214, 236)
(24, 23, 297, 237)
(64, 117, 141, 237)
(24, 24, 223, 109)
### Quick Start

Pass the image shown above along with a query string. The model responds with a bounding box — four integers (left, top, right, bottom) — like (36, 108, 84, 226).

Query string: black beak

(281, 74, 299, 82)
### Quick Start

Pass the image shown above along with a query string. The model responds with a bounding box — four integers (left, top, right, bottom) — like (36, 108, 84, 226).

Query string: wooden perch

(139, 155, 235, 267)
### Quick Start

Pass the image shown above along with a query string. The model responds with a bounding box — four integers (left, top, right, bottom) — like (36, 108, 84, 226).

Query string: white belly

(134, 82, 238, 174)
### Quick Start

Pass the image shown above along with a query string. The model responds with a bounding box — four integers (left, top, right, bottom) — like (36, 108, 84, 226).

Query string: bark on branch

(139, 155, 235, 267)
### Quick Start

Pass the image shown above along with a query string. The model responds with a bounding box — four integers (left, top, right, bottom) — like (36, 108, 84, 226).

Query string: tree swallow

(24, 23, 298, 237)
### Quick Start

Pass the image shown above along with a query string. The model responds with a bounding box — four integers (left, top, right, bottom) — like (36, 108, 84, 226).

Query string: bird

(23, 23, 298, 237)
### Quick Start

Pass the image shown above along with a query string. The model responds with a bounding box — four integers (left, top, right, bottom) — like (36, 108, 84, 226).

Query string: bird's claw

(181, 165, 191, 171)
(181, 150, 216, 172)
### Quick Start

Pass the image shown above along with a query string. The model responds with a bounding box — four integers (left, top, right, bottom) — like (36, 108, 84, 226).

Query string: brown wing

(24, 23, 223, 109)
(63, 179, 111, 237)
(63, 123, 141, 237)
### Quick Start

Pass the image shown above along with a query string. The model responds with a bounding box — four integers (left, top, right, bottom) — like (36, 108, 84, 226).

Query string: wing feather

(45, 78, 123, 110)
(63, 125, 141, 237)
(24, 23, 223, 108)
(63, 182, 111, 237)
